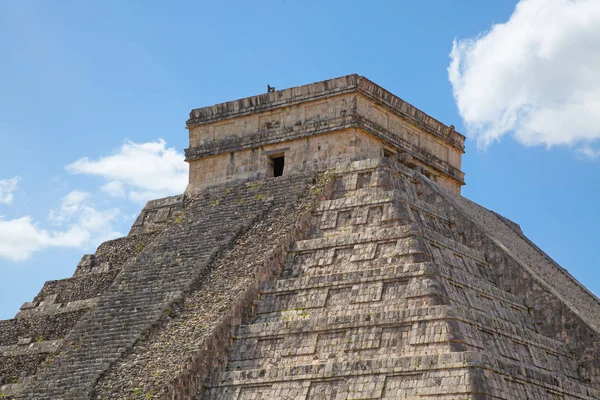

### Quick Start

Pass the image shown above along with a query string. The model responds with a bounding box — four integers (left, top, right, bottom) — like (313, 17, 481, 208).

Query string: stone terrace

(2, 158, 600, 399)
(199, 159, 600, 400)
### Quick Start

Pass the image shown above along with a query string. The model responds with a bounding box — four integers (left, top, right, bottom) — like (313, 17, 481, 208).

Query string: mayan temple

(2, 74, 600, 399)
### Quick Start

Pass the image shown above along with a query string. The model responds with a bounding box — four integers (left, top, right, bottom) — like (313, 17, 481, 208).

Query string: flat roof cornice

(186, 74, 465, 151)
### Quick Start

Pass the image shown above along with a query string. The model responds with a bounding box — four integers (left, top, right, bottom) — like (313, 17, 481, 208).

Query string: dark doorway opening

(271, 156, 285, 177)
(383, 148, 396, 159)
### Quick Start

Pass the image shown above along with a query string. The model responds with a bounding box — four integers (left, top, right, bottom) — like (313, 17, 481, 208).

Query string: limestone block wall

(187, 129, 382, 193)
(412, 159, 600, 391)
(451, 194, 600, 335)
(356, 93, 462, 193)
(188, 93, 356, 148)
(445, 191, 600, 388)
(185, 74, 465, 195)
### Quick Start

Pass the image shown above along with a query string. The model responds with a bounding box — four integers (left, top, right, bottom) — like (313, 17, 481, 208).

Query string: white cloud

(0, 176, 20, 204)
(59, 190, 90, 211)
(449, 0, 600, 153)
(101, 181, 126, 198)
(0, 139, 185, 261)
(0, 190, 120, 261)
(577, 145, 600, 160)
(66, 139, 187, 203)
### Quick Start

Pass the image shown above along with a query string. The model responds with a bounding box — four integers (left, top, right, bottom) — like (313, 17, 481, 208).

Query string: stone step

(266, 262, 431, 292)
(0, 309, 89, 347)
(211, 352, 475, 388)
(17, 297, 99, 319)
(226, 320, 579, 378)
(16, 271, 119, 316)
(292, 224, 424, 253)
(315, 188, 398, 212)
(237, 302, 572, 359)
(313, 190, 454, 237)
(263, 261, 527, 314)
(318, 183, 452, 224)
(205, 351, 598, 400)
(422, 226, 487, 265)
(253, 288, 442, 324)
(256, 280, 534, 332)
(0, 339, 62, 357)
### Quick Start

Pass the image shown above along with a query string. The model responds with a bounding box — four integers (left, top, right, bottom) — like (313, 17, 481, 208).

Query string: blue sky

(1, 0, 599, 319)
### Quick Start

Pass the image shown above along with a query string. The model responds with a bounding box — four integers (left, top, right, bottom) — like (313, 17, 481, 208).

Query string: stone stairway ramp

(0, 231, 162, 398)
(0, 309, 89, 396)
(92, 173, 324, 399)
(15, 177, 306, 399)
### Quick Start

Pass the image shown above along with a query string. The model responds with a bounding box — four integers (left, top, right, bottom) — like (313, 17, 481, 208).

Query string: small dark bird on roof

(267, 85, 276, 93)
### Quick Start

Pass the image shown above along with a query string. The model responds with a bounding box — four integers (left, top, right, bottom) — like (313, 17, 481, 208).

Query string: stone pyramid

(1, 75, 599, 399)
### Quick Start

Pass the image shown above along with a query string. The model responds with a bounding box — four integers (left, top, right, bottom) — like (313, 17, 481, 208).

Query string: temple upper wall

(184, 75, 465, 194)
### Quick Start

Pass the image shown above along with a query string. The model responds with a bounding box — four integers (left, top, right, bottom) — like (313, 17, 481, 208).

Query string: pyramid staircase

(3, 175, 315, 399)
(0, 231, 162, 396)
(2, 159, 599, 399)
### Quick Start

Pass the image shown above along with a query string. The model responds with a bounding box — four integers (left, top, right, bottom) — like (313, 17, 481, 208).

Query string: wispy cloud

(448, 0, 600, 155)
(0, 190, 120, 261)
(66, 139, 187, 203)
(101, 181, 126, 198)
(0, 139, 186, 261)
(577, 145, 600, 160)
(0, 177, 20, 205)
